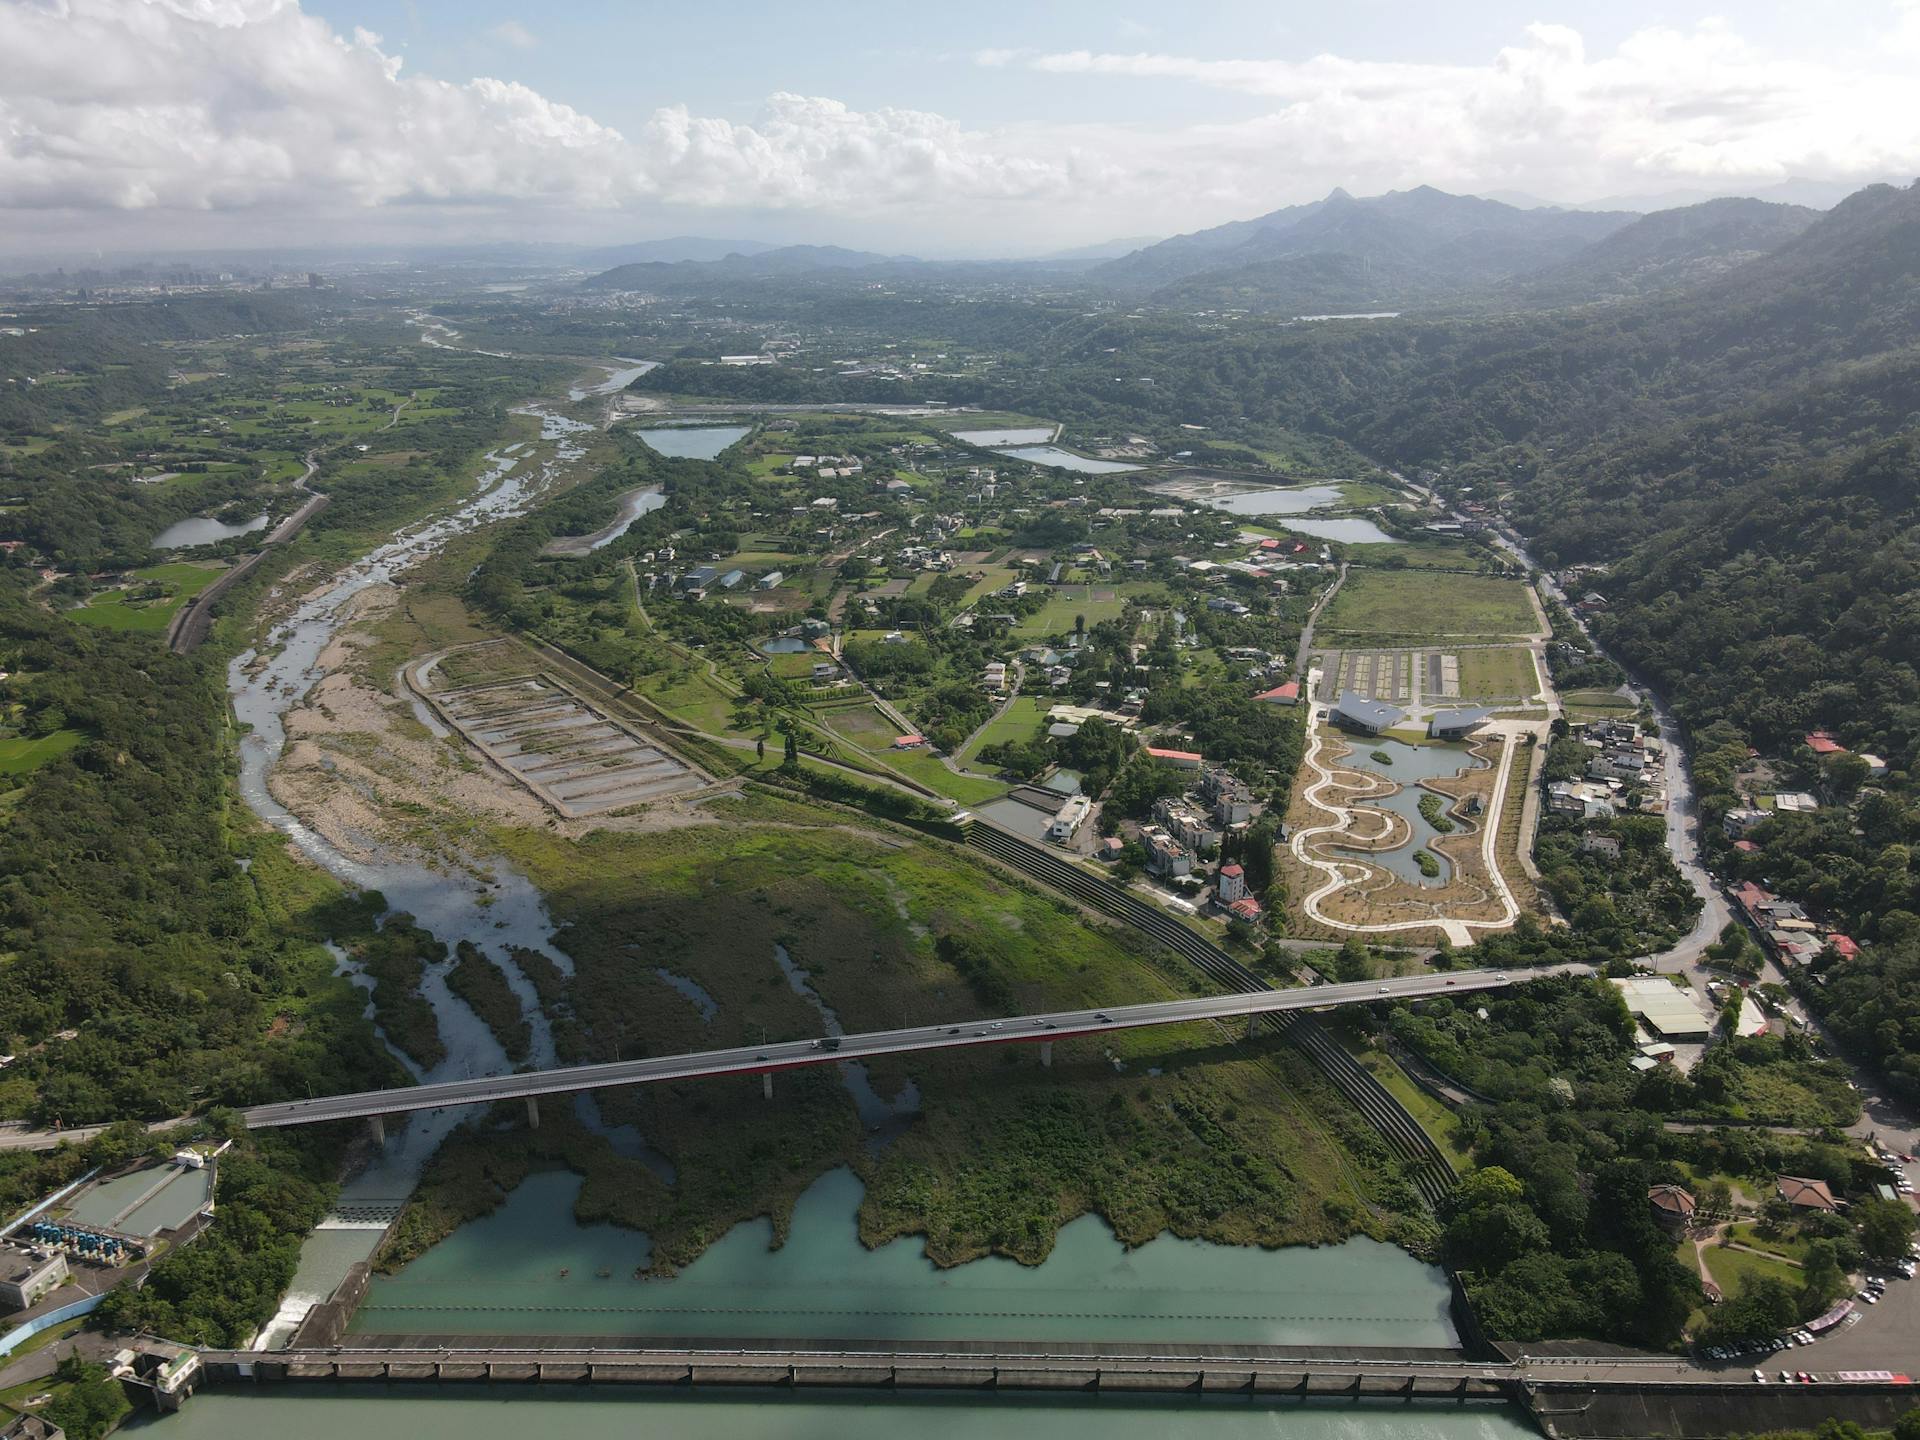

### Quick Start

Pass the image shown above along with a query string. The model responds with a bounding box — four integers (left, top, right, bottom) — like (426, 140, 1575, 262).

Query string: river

(203, 354, 1512, 1437)
(231, 399, 604, 1343)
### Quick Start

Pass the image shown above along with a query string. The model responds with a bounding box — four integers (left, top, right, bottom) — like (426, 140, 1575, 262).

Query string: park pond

(152, 513, 270, 548)
(1339, 739, 1481, 888)
(347, 1165, 1457, 1347)
(635, 424, 751, 460)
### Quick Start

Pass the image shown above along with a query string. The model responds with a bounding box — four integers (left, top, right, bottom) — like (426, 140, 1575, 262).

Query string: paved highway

(242, 966, 1578, 1130)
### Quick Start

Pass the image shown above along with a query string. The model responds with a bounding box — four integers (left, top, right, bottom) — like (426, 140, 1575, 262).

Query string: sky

(5, 0, 1920, 260)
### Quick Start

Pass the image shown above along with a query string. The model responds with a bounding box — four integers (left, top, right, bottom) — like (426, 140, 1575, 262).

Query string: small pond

(152, 513, 269, 548)
(635, 425, 751, 460)
(1199, 484, 1344, 517)
(995, 446, 1140, 474)
(1283, 516, 1396, 544)
(949, 426, 1054, 446)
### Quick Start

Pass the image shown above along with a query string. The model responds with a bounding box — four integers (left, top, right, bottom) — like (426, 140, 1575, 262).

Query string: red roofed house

(1258, 538, 1281, 551)
(1777, 1175, 1838, 1212)
(1805, 730, 1846, 756)
(1733, 839, 1759, 854)
(1647, 1184, 1697, 1233)
(1217, 864, 1248, 904)
(1254, 681, 1300, 705)
(1828, 935, 1860, 960)
(1226, 897, 1263, 925)
(1146, 746, 1203, 770)
(892, 734, 926, 750)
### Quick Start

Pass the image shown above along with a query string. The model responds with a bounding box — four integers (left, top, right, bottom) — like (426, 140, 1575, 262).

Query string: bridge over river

(241, 966, 1584, 1135)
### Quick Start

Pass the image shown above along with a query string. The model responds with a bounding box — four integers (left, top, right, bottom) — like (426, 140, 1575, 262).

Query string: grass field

(1698, 1239, 1802, 1299)
(1346, 541, 1504, 572)
(1455, 646, 1541, 701)
(819, 703, 1008, 804)
(957, 696, 1050, 765)
(69, 560, 224, 633)
(1725, 1222, 1814, 1265)
(1319, 570, 1538, 642)
(0, 730, 84, 775)
(632, 660, 746, 735)
(1562, 687, 1639, 724)
(1012, 586, 1129, 640)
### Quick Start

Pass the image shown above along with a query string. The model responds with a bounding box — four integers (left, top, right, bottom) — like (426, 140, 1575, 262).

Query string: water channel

(203, 352, 1503, 1437)
(230, 399, 616, 1343)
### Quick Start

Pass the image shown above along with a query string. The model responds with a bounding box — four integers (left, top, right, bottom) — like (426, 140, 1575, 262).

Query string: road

(1293, 561, 1347, 685)
(241, 966, 1577, 1131)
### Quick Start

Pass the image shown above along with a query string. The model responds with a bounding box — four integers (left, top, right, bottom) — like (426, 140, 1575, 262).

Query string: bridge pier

(367, 1115, 385, 1146)
(525, 1095, 540, 1129)
(1039, 1040, 1053, 1067)
(762, 1072, 774, 1100)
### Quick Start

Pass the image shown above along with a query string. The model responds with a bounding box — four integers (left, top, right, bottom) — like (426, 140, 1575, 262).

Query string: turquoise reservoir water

(132, 1390, 1537, 1440)
(349, 1168, 1456, 1348)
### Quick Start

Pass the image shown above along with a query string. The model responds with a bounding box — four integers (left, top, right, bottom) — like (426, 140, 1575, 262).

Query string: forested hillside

(0, 576, 402, 1124)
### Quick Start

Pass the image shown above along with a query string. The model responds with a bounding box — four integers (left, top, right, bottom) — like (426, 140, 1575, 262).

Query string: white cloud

(0, 2, 1916, 253)
(487, 19, 537, 49)
(0, 0, 1061, 225)
(994, 21, 1920, 201)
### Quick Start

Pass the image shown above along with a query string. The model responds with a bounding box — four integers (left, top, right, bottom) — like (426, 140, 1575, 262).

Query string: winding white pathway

(1288, 667, 1528, 945)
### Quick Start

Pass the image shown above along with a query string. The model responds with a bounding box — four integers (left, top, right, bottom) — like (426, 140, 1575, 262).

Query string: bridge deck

(242, 966, 1576, 1129)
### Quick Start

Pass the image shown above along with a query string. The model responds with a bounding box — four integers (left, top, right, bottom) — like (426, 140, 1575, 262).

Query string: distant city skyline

(4, 0, 1919, 258)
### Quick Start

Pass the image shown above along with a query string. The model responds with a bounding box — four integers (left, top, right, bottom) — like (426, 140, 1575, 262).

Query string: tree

(1334, 938, 1371, 983)
(1855, 1196, 1917, 1264)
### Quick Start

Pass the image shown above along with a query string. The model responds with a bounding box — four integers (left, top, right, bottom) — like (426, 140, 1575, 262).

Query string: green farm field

(1319, 569, 1538, 643)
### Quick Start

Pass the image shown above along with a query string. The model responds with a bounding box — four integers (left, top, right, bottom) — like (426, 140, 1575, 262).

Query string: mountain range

(581, 184, 1876, 313)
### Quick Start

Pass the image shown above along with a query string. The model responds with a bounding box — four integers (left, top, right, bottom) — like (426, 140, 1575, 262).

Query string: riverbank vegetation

(378, 794, 1429, 1278)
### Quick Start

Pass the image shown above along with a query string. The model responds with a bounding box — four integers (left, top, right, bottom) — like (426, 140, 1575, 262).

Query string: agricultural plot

(1318, 569, 1538, 643)
(1332, 650, 1413, 703)
(1011, 586, 1128, 640)
(1454, 646, 1541, 702)
(418, 650, 707, 818)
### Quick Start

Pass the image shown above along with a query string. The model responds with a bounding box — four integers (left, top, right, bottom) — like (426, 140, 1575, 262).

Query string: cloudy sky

(5, 0, 1919, 259)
